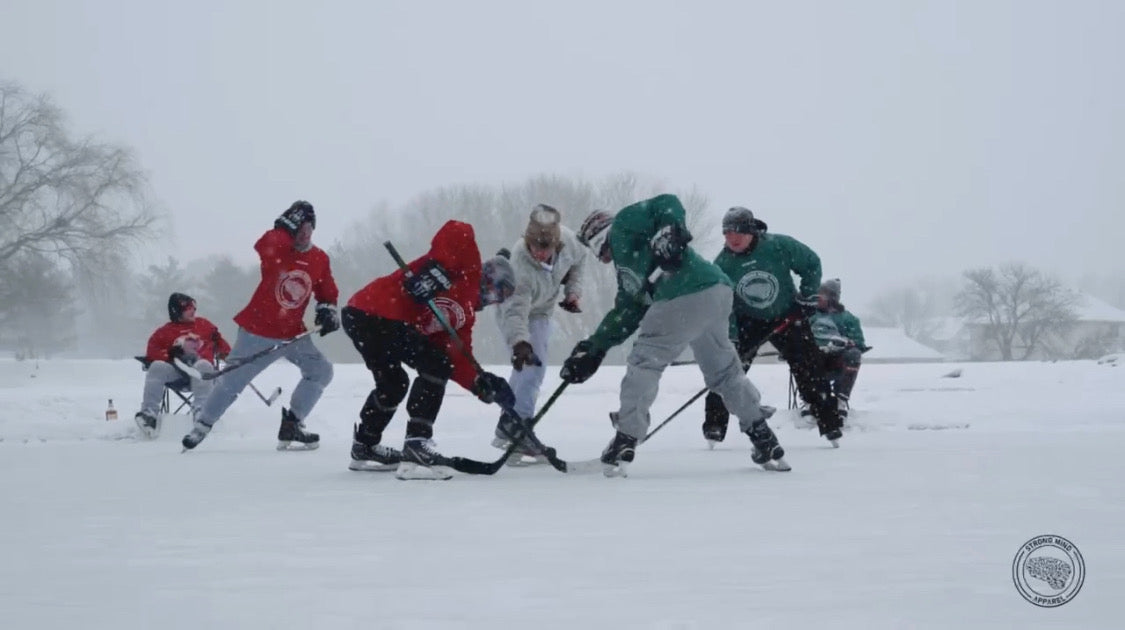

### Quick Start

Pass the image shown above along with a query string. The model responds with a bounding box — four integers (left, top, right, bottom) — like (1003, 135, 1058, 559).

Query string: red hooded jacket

(234, 228, 339, 339)
(145, 318, 231, 364)
(347, 220, 483, 390)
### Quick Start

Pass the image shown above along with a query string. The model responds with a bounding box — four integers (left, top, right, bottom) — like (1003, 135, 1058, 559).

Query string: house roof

(863, 327, 945, 360)
(1074, 292, 1125, 323)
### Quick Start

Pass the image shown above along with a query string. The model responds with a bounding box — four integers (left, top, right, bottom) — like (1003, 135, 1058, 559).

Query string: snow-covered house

(958, 292, 1125, 361)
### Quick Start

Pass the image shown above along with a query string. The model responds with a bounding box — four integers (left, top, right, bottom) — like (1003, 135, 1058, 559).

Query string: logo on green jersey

(736, 271, 779, 309)
(618, 267, 644, 296)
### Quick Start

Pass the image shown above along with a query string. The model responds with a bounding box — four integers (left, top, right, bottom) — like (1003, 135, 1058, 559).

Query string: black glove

(510, 341, 541, 371)
(404, 260, 453, 304)
(650, 223, 692, 271)
(560, 340, 605, 384)
(793, 295, 818, 318)
(472, 371, 516, 408)
(274, 200, 315, 236)
(169, 344, 187, 362)
(314, 303, 339, 336)
(558, 296, 582, 313)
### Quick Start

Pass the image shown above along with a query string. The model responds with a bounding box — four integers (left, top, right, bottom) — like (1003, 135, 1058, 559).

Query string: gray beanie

(819, 278, 841, 300)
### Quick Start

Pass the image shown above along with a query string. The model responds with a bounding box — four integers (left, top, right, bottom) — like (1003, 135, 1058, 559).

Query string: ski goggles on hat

(581, 227, 612, 263)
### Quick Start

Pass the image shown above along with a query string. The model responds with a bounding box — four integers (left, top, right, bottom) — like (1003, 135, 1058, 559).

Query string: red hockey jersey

(144, 317, 231, 364)
(347, 220, 483, 390)
(234, 228, 339, 339)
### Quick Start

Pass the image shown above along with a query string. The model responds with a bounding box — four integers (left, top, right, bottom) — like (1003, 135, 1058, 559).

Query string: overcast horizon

(3, 0, 1123, 310)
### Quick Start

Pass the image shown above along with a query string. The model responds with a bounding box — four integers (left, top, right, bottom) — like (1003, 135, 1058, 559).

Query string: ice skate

(600, 431, 637, 478)
(349, 424, 402, 471)
(746, 421, 791, 472)
(277, 408, 319, 451)
(825, 427, 843, 448)
(181, 421, 212, 452)
(702, 423, 727, 449)
(134, 412, 159, 440)
(490, 411, 547, 466)
(396, 437, 453, 480)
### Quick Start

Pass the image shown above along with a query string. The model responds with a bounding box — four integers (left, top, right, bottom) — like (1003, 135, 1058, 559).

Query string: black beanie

(168, 292, 195, 322)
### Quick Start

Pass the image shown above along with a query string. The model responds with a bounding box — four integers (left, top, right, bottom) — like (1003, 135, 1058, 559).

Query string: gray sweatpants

(196, 328, 333, 427)
(506, 314, 551, 420)
(616, 284, 768, 440)
(139, 359, 215, 417)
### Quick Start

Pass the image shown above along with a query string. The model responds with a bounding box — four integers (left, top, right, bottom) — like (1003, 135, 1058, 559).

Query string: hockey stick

(443, 382, 569, 476)
(174, 328, 320, 381)
(384, 241, 568, 473)
(669, 350, 780, 367)
(248, 381, 283, 406)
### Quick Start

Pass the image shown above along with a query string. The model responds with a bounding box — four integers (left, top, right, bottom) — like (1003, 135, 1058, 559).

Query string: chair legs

(160, 386, 195, 416)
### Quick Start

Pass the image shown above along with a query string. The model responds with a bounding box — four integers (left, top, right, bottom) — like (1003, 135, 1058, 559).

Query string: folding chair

(134, 356, 195, 416)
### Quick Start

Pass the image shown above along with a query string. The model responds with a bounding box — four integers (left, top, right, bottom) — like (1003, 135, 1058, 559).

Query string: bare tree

(330, 172, 714, 364)
(0, 81, 159, 276)
(865, 278, 956, 343)
(196, 256, 257, 334)
(136, 257, 193, 325)
(955, 263, 1080, 360)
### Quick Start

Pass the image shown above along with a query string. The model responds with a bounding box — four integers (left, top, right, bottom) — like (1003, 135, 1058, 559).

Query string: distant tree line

(3, 77, 1120, 363)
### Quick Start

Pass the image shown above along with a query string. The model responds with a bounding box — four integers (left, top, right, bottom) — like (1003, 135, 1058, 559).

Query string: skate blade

(602, 462, 629, 478)
(706, 439, 719, 450)
(348, 460, 398, 472)
(760, 458, 792, 472)
(277, 440, 320, 451)
(395, 462, 453, 481)
(829, 439, 840, 448)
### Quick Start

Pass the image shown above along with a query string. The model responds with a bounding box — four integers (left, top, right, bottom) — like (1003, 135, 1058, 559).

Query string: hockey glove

(404, 260, 453, 305)
(274, 201, 315, 236)
(793, 295, 818, 318)
(314, 303, 339, 336)
(510, 341, 541, 371)
(650, 223, 692, 272)
(472, 371, 516, 409)
(168, 343, 190, 364)
(558, 295, 582, 313)
(560, 340, 605, 384)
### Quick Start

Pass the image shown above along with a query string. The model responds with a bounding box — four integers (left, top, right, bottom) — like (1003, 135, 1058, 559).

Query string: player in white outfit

(491, 205, 587, 459)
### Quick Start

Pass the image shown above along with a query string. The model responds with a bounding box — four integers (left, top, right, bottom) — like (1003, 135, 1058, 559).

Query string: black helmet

(722, 206, 761, 235)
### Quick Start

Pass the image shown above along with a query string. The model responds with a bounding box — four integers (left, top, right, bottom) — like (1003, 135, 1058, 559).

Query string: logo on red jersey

(420, 297, 466, 334)
(276, 269, 313, 309)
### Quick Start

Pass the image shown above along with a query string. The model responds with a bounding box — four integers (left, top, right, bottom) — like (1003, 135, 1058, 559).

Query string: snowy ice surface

(1, 357, 1123, 629)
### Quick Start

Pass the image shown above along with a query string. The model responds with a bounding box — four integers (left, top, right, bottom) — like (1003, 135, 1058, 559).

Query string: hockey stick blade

(173, 358, 203, 380)
(248, 382, 283, 407)
(495, 415, 567, 473)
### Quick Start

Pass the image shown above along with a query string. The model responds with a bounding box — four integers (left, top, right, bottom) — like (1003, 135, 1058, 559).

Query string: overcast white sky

(3, 0, 1122, 308)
